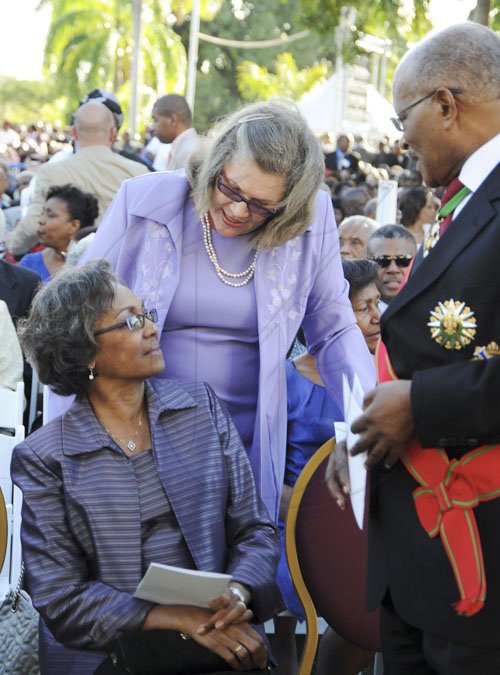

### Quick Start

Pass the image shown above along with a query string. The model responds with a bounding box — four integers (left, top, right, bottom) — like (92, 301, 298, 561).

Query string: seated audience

(338, 215, 379, 259)
(12, 260, 282, 675)
(367, 224, 417, 310)
(398, 186, 437, 244)
(18, 185, 98, 282)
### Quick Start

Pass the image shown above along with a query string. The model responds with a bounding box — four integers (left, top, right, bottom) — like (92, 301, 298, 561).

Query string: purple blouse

(162, 202, 259, 449)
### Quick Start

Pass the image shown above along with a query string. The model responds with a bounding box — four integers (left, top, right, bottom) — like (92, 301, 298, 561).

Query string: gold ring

(234, 644, 244, 654)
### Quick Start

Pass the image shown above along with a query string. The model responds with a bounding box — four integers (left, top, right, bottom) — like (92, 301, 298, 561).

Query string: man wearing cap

(327, 23, 500, 674)
(151, 94, 199, 170)
(6, 102, 148, 256)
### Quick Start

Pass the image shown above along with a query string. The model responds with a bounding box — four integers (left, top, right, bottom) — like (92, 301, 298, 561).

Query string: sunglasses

(216, 174, 282, 218)
(370, 255, 413, 269)
(94, 309, 158, 337)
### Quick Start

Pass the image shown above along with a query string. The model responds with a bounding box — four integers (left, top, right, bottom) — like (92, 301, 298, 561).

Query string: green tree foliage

(298, 0, 432, 44)
(38, 0, 205, 124)
(191, 0, 328, 129)
(236, 53, 327, 101)
(0, 78, 67, 125)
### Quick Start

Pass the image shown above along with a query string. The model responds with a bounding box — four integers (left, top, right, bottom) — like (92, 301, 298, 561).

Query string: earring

(89, 367, 95, 381)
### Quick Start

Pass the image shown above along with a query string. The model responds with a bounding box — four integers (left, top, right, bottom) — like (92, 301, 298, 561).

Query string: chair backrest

(0, 424, 25, 597)
(0, 485, 7, 574)
(0, 381, 24, 429)
(286, 439, 381, 675)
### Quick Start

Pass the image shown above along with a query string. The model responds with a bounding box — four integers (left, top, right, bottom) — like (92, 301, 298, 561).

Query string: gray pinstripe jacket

(11, 378, 283, 674)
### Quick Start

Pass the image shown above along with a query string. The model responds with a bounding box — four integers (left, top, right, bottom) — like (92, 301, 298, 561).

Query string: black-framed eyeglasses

(94, 309, 158, 337)
(370, 255, 413, 269)
(216, 174, 282, 218)
(390, 88, 463, 132)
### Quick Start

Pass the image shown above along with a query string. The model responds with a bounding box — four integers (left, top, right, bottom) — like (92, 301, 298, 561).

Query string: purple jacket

(78, 171, 376, 518)
(12, 378, 283, 675)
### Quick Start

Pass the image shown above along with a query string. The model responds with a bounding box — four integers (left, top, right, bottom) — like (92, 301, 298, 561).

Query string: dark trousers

(95, 657, 271, 674)
(380, 594, 500, 675)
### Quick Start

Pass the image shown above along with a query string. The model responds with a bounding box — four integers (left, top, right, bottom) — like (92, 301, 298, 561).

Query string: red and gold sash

(376, 340, 500, 616)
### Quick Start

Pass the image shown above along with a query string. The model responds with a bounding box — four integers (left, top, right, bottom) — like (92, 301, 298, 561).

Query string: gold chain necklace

(103, 411, 143, 453)
(201, 213, 260, 288)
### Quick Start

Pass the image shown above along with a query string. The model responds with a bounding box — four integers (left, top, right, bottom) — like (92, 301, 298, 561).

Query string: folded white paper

(134, 563, 232, 607)
(342, 374, 367, 530)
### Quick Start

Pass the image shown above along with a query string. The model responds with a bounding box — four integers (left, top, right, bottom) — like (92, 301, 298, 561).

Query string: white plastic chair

(0, 381, 24, 429)
(0, 424, 25, 598)
(0, 383, 26, 597)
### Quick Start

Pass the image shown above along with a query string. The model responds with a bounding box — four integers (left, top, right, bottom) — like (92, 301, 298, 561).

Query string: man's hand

(325, 440, 350, 509)
(350, 380, 414, 469)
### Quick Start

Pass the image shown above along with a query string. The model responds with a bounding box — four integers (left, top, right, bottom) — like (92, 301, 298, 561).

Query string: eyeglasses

(370, 255, 413, 269)
(390, 88, 463, 132)
(94, 309, 158, 337)
(216, 174, 282, 218)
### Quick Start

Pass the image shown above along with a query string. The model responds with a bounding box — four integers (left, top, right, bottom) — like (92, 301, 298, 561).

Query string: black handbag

(99, 629, 270, 675)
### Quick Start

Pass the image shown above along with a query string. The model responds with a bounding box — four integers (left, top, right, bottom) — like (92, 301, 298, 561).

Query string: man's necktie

(423, 177, 471, 257)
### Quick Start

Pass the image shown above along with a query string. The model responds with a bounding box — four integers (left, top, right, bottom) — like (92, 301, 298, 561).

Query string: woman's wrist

(142, 604, 189, 632)
(228, 582, 251, 606)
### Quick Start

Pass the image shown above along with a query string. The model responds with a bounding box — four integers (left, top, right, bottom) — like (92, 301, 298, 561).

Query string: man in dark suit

(327, 23, 500, 674)
(0, 258, 40, 325)
(324, 133, 359, 174)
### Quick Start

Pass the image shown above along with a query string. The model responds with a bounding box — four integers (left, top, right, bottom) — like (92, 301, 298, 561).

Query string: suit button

(467, 438, 479, 447)
(438, 438, 447, 447)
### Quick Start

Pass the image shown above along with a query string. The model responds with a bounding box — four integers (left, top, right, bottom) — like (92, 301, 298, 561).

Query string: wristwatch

(229, 585, 248, 606)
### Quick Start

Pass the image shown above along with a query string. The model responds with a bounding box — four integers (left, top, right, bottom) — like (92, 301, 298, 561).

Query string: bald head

(395, 23, 500, 103)
(73, 102, 116, 147)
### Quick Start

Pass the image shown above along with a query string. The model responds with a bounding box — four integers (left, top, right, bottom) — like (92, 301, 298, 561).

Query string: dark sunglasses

(370, 255, 413, 269)
(94, 309, 158, 337)
(216, 174, 282, 218)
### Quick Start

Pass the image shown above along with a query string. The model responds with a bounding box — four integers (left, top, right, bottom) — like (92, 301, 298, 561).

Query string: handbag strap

(10, 561, 24, 613)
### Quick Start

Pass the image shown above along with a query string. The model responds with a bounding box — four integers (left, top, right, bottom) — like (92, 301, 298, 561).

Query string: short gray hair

(398, 23, 500, 101)
(18, 260, 117, 396)
(187, 101, 324, 250)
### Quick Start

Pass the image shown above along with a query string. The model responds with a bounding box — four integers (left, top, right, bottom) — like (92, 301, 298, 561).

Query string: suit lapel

(0, 261, 17, 315)
(383, 164, 500, 324)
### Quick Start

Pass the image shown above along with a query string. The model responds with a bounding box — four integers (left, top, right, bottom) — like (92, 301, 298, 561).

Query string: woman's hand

(197, 585, 253, 635)
(195, 621, 268, 672)
(143, 603, 267, 671)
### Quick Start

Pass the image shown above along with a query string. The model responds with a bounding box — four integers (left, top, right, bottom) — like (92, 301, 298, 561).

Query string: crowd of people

(0, 19, 499, 675)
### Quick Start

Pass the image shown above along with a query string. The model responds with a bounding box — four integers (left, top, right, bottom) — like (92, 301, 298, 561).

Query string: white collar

(459, 133, 500, 192)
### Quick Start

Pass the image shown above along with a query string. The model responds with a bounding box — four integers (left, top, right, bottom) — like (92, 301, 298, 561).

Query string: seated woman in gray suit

(12, 260, 282, 675)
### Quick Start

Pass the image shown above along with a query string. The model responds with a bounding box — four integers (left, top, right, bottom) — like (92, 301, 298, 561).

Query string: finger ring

(234, 644, 244, 654)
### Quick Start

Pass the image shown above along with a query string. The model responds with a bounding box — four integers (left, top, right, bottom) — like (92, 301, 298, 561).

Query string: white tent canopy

(297, 74, 399, 141)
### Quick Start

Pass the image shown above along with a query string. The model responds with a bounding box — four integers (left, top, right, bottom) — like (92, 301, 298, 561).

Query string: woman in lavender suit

(80, 101, 375, 520)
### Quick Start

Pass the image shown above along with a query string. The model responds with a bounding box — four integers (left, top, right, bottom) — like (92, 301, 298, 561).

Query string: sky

(0, 0, 478, 81)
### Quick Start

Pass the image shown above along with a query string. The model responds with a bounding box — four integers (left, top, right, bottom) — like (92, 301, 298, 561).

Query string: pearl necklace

(201, 213, 260, 288)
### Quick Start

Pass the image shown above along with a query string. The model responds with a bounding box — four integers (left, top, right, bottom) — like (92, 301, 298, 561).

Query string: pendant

(127, 441, 137, 452)
(427, 299, 476, 350)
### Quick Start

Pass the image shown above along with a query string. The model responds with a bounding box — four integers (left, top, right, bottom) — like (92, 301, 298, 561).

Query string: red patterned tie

(439, 177, 465, 235)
